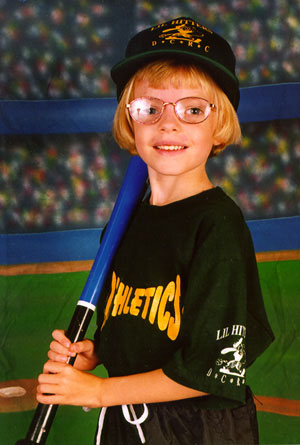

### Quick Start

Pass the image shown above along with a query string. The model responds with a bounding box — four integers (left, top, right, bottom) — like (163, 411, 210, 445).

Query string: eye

(186, 107, 203, 115)
(147, 106, 159, 115)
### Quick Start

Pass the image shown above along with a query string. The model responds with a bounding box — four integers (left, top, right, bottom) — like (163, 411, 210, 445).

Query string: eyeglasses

(126, 96, 216, 125)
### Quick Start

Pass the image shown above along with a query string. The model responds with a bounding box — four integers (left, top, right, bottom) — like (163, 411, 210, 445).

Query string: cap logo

(151, 18, 212, 52)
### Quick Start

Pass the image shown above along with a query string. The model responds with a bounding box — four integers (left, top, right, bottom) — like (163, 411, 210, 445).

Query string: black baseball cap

(111, 17, 240, 110)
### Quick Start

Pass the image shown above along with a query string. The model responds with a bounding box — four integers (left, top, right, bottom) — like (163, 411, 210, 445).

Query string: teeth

(156, 145, 185, 151)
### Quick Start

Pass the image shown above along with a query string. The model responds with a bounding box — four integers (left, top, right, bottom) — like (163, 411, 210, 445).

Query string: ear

(209, 143, 226, 158)
(212, 133, 223, 147)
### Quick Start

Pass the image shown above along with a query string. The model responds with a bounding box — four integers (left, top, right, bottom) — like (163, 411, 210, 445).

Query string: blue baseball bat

(16, 155, 148, 445)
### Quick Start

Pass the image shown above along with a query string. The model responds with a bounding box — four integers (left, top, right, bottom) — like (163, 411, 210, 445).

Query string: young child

(37, 17, 274, 444)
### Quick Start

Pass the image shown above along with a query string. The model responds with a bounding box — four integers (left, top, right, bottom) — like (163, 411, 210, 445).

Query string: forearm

(99, 369, 207, 407)
(37, 363, 207, 408)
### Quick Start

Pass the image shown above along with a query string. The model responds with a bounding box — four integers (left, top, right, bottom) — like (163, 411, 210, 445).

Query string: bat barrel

(78, 156, 148, 307)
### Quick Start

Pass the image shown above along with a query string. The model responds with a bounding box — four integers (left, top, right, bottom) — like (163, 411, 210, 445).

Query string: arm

(99, 368, 207, 406)
(36, 364, 207, 408)
(38, 330, 207, 408)
(39, 331, 206, 406)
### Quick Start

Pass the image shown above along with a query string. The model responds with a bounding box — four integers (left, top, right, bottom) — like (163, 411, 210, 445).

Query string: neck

(148, 169, 214, 206)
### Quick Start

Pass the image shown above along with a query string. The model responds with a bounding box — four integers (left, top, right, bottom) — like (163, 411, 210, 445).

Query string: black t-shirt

(94, 187, 274, 409)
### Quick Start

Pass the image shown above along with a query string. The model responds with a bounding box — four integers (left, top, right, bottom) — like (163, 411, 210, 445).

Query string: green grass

(1, 259, 299, 444)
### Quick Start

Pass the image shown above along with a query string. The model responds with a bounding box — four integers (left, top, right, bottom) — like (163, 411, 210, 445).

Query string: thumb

(70, 339, 94, 354)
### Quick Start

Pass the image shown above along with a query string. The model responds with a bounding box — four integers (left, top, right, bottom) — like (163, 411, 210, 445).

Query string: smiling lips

(154, 145, 188, 151)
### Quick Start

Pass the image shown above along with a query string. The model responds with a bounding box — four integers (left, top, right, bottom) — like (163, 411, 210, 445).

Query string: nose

(157, 103, 181, 131)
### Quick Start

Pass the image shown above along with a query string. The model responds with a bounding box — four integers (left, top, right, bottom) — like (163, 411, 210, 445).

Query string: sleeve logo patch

(206, 324, 246, 387)
(217, 337, 246, 378)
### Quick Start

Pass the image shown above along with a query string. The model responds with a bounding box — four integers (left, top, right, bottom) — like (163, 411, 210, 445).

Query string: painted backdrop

(1, 1, 299, 444)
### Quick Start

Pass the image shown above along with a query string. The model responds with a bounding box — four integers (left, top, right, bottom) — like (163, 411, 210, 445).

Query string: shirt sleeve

(162, 209, 273, 404)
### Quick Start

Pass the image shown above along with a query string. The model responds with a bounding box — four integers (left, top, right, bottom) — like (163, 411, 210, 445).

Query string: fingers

(50, 330, 93, 355)
(43, 360, 67, 374)
(37, 361, 71, 393)
(37, 362, 63, 403)
(48, 342, 75, 363)
(37, 363, 102, 408)
(52, 329, 71, 348)
(37, 362, 76, 405)
(36, 392, 64, 405)
(48, 330, 96, 370)
(48, 330, 75, 363)
(70, 339, 94, 355)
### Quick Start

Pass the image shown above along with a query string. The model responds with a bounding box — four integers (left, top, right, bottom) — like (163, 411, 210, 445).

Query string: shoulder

(195, 188, 253, 260)
(197, 187, 246, 231)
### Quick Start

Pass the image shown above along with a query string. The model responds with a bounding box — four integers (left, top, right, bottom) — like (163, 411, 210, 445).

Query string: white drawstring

(95, 407, 107, 445)
(95, 404, 149, 444)
(122, 404, 149, 443)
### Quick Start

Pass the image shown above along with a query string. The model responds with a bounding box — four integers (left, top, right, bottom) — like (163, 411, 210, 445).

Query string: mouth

(154, 145, 188, 151)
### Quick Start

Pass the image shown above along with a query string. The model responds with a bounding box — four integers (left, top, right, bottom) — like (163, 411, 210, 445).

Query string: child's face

(132, 78, 220, 183)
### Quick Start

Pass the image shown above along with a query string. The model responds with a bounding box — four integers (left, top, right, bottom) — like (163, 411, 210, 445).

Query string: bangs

(134, 59, 214, 97)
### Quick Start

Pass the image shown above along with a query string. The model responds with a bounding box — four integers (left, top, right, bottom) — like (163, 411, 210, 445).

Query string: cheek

(132, 123, 149, 150)
(190, 127, 215, 148)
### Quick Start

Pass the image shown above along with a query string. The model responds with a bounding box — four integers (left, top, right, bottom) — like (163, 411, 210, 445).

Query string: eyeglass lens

(128, 97, 212, 124)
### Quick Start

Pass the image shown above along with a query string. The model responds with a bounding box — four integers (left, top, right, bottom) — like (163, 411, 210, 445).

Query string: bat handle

(16, 403, 59, 445)
(16, 304, 94, 444)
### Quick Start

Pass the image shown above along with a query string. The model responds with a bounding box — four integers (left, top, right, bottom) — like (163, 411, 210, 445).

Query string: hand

(48, 329, 100, 371)
(37, 361, 103, 407)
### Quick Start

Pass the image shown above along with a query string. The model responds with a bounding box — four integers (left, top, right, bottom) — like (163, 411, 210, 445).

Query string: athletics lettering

(101, 272, 182, 340)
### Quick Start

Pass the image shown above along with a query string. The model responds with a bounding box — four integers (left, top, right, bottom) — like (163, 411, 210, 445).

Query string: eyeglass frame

(126, 96, 217, 125)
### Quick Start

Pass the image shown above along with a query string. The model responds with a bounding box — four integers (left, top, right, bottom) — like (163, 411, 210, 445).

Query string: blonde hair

(113, 59, 241, 157)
